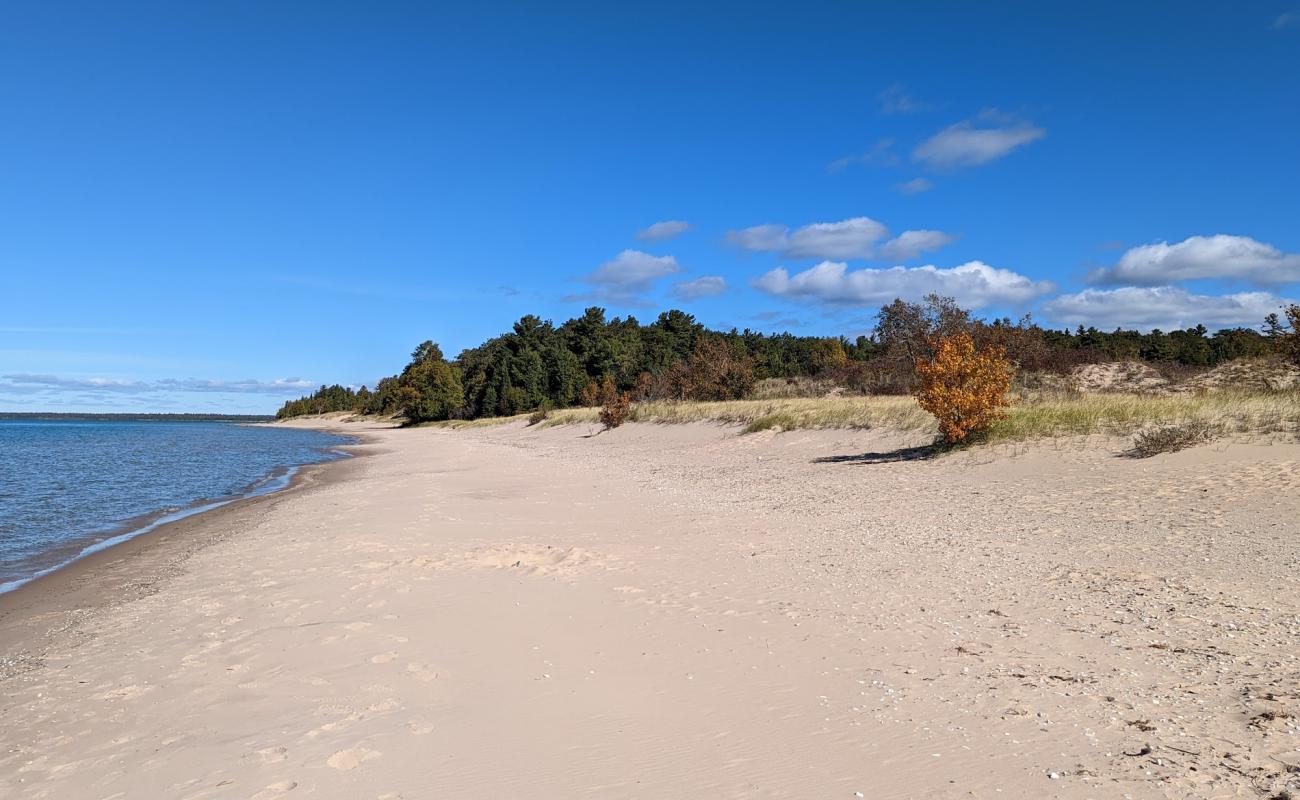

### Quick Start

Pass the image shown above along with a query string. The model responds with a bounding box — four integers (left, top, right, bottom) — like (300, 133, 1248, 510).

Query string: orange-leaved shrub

(598, 375, 632, 430)
(914, 332, 1014, 444)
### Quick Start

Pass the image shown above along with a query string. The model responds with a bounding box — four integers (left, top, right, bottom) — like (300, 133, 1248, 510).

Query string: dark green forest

(276, 297, 1298, 422)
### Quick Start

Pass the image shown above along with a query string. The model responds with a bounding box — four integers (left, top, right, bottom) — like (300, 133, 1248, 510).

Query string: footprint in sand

(406, 663, 437, 682)
(327, 747, 381, 770)
(256, 746, 288, 764)
(370, 652, 398, 664)
(251, 780, 298, 799)
(99, 685, 150, 701)
(408, 721, 435, 735)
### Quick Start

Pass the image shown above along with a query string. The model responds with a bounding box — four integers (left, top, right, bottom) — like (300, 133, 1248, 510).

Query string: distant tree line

(276, 299, 1300, 422)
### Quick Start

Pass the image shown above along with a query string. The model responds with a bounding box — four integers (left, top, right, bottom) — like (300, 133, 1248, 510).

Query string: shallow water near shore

(0, 419, 351, 593)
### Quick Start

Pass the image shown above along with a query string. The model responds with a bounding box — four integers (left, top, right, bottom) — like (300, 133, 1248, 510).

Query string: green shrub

(528, 400, 552, 426)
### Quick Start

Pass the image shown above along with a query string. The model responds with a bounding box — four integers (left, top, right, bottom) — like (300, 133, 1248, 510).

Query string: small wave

(0, 448, 347, 596)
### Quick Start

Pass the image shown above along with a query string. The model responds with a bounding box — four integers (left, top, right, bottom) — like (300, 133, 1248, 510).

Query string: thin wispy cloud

(827, 139, 899, 172)
(1274, 10, 1299, 28)
(636, 220, 693, 242)
(670, 276, 728, 300)
(270, 274, 462, 303)
(750, 311, 804, 328)
(1, 374, 317, 395)
(893, 177, 934, 195)
(879, 84, 930, 114)
(913, 110, 1045, 169)
(1042, 287, 1295, 331)
(1089, 234, 1300, 286)
(754, 260, 1055, 309)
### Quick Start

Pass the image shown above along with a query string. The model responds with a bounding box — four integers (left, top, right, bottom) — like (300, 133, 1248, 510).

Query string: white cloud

(754, 260, 1055, 309)
(893, 177, 933, 195)
(1042, 286, 1294, 331)
(879, 229, 956, 261)
(2, 374, 151, 393)
(725, 223, 789, 253)
(584, 249, 681, 288)
(913, 113, 1045, 169)
(727, 217, 890, 260)
(787, 218, 890, 259)
(1, 374, 316, 395)
(1089, 234, 1300, 286)
(636, 220, 692, 241)
(566, 249, 683, 305)
(159, 378, 318, 394)
(1275, 10, 1299, 28)
(671, 276, 728, 300)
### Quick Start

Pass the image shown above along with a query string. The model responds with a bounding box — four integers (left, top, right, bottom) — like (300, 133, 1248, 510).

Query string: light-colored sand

(2, 420, 1299, 798)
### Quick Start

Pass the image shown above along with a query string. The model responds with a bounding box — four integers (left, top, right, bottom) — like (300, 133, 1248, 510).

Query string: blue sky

(2, 1, 1298, 413)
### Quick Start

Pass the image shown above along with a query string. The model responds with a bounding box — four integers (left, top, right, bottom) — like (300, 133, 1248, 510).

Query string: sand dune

(2, 420, 1299, 798)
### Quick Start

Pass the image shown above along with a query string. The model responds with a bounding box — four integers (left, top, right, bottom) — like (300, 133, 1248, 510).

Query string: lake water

(0, 419, 351, 594)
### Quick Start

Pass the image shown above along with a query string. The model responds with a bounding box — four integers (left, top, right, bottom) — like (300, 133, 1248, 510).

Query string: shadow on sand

(812, 443, 940, 465)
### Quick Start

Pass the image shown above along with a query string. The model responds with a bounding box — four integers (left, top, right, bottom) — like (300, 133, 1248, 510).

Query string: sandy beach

(2, 420, 1299, 798)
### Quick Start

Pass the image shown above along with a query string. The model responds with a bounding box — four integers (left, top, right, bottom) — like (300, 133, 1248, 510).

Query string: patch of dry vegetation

(989, 389, 1298, 442)
(431, 356, 1300, 449)
(527, 388, 1299, 446)
(1124, 420, 1223, 458)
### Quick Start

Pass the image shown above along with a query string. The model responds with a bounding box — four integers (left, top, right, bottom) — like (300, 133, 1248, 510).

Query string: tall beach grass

(434, 389, 1300, 445)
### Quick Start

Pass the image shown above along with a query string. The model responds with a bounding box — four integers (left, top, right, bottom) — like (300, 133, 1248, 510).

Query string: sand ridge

(1, 420, 1298, 798)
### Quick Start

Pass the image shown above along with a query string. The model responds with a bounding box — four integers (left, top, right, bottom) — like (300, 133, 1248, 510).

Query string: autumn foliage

(597, 376, 632, 429)
(914, 332, 1014, 444)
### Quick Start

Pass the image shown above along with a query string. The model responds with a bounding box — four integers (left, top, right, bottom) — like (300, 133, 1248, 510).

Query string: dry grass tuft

(1124, 420, 1223, 458)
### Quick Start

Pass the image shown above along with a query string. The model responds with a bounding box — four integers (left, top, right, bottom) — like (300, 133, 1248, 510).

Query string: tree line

(276, 299, 1300, 422)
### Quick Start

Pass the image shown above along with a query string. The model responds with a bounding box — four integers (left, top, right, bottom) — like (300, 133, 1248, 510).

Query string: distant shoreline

(0, 412, 275, 422)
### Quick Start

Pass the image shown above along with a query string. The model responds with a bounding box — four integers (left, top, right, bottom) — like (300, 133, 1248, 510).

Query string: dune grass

(988, 389, 1300, 442)
(437, 389, 1300, 445)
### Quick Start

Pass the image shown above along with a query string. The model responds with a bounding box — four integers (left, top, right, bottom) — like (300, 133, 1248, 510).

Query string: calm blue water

(0, 420, 352, 594)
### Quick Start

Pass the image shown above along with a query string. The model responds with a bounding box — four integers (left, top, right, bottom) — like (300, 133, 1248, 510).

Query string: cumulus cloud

(565, 249, 683, 305)
(1089, 234, 1300, 286)
(727, 216, 962, 262)
(583, 249, 681, 288)
(671, 276, 727, 300)
(1, 374, 316, 395)
(753, 260, 1055, 309)
(1042, 287, 1294, 331)
(893, 177, 933, 195)
(879, 229, 957, 261)
(728, 218, 889, 260)
(636, 220, 692, 242)
(913, 112, 1045, 169)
